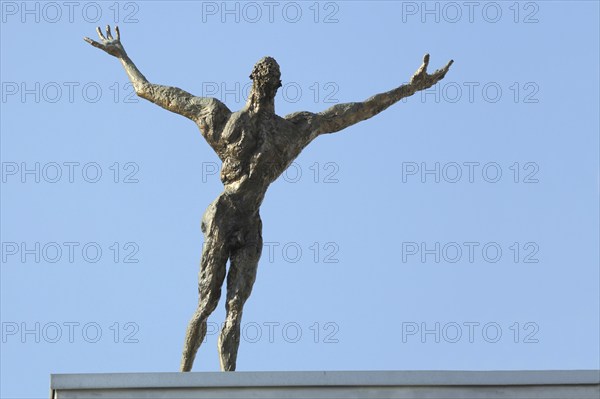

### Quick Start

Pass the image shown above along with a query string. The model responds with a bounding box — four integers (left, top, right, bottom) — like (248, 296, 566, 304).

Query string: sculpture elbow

(134, 82, 151, 99)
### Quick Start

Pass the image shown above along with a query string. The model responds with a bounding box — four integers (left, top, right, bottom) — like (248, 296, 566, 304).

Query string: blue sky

(1, 1, 599, 398)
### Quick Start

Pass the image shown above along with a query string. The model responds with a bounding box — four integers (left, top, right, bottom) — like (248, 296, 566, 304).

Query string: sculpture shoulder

(193, 97, 232, 122)
(194, 98, 232, 154)
(284, 110, 316, 125)
(283, 111, 319, 140)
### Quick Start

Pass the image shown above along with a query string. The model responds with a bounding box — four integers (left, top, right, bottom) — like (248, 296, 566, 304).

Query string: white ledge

(51, 370, 600, 399)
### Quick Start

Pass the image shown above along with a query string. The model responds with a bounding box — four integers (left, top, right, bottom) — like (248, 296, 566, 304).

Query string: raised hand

(84, 25, 126, 58)
(410, 54, 454, 90)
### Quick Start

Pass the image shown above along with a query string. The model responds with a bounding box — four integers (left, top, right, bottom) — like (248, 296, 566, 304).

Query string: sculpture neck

(246, 84, 276, 114)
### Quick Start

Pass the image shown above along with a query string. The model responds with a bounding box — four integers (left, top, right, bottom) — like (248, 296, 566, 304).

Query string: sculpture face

(249, 56, 282, 100)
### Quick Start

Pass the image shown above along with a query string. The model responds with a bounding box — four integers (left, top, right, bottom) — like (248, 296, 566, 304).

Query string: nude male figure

(84, 25, 453, 372)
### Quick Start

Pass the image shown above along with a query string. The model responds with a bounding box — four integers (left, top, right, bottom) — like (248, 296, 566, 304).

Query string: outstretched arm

(84, 25, 229, 122)
(312, 54, 453, 135)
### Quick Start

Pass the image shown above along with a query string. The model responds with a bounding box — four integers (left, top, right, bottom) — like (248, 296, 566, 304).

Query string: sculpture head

(249, 56, 282, 101)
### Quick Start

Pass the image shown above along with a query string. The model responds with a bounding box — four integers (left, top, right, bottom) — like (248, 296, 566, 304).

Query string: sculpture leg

(218, 217, 262, 371)
(180, 235, 229, 372)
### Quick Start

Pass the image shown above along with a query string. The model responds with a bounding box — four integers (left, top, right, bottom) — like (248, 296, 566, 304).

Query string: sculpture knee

(198, 288, 222, 319)
(225, 294, 246, 317)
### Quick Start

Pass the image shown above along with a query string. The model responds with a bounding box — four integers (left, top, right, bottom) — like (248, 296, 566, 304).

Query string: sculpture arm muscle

(84, 25, 229, 122)
(120, 54, 225, 122)
(314, 54, 453, 135)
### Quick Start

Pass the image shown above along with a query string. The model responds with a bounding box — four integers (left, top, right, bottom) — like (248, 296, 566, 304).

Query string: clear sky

(1, 1, 599, 398)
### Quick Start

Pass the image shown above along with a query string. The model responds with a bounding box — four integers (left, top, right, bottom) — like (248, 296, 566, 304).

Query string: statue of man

(84, 25, 453, 372)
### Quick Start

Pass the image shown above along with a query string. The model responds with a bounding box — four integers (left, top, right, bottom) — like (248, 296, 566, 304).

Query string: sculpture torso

(81, 28, 454, 371)
(198, 107, 315, 215)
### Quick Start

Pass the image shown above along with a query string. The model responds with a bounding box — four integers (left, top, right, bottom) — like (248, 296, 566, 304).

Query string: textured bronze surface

(84, 25, 453, 372)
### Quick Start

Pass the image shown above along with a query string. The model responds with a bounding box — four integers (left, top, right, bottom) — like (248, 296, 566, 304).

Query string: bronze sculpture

(84, 25, 453, 372)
